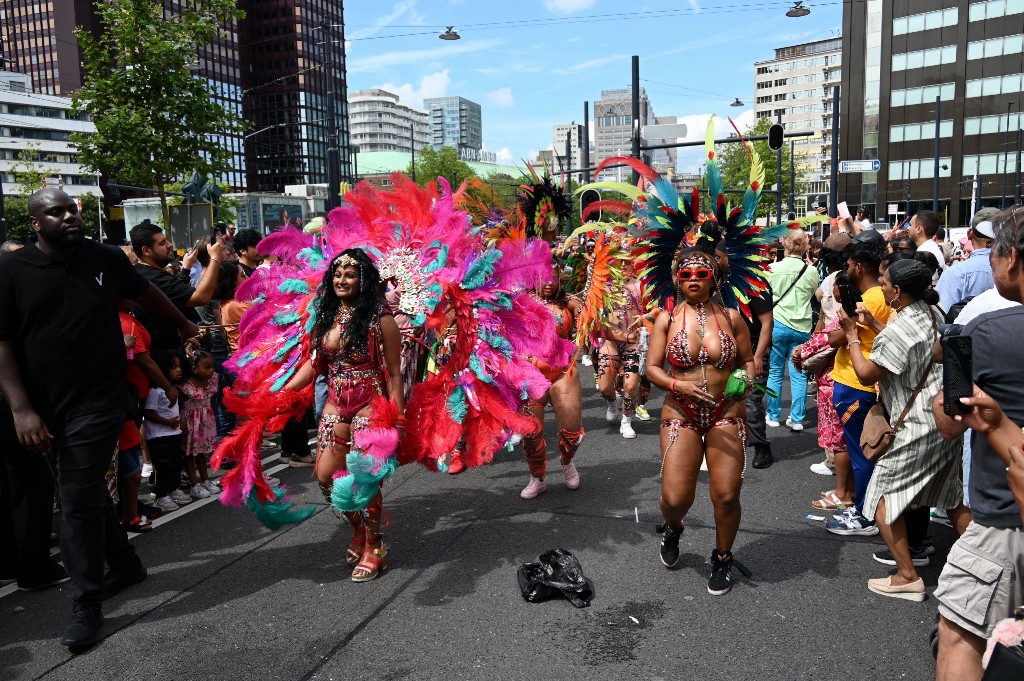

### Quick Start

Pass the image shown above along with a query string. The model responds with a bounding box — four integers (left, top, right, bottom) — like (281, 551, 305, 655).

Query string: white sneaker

(581, 354, 593, 367)
(605, 397, 620, 423)
(520, 476, 547, 499)
(154, 496, 179, 513)
(190, 483, 211, 500)
(766, 417, 781, 428)
(785, 417, 804, 432)
(202, 479, 221, 494)
(809, 462, 834, 476)
(141, 462, 153, 479)
(562, 461, 580, 490)
(170, 489, 193, 505)
(620, 416, 637, 439)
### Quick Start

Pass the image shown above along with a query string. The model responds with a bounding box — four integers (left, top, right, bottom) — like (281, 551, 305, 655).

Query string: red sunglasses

(677, 267, 714, 281)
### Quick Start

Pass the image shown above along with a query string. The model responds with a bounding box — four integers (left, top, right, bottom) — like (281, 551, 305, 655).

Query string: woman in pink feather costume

(283, 248, 404, 582)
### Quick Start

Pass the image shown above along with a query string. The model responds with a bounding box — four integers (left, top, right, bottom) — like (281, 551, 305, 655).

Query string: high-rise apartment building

(348, 89, 429, 155)
(552, 124, 585, 182)
(754, 37, 842, 214)
(0, 0, 355, 194)
(423, 96, 483, 162)
(593, 87, 655, 180)
(840, 0, 1023, 228)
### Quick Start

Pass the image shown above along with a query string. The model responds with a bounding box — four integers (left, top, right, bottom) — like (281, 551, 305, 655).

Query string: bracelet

(670, 380, 677, 395)
(847, 339, 861, 348)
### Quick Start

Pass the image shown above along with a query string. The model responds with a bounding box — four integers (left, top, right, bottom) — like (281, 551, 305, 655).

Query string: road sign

(43, 176, 60, 188)
(887, 203, 898, 215)
(641, 123, 688, 139)
(839, 159, 881, 173)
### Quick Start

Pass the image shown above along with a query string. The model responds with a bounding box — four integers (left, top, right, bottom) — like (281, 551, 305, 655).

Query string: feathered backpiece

(569, 232, 630, 366)
(515, 163, 572, 238)
(402, 236, 574, 472)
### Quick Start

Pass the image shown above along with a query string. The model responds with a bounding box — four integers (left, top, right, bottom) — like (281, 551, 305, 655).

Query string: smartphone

(942, 335, 973, 415)
(837, 201, 851, 220)
(837, 284, 862, 318)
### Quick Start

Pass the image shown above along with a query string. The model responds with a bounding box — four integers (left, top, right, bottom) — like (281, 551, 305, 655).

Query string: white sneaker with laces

(170, 489, 193, 505)
(635, 405, 652, 422)
(766, 416, 780, 428)
(141, 463, 153, 479)
(201, 479, 221, 494)
(561, 462, 580, 490)
(154, 496, 179, 513)
(785, 417, 804, 432)
(190, 483, 211, 500)
(620, 416, 637, 439)
(605, 397, 620, 423)
(520, 476, 547, 499)
(809, 461, 834, 476)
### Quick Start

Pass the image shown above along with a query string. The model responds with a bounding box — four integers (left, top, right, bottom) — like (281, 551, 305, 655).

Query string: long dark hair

(214, 260, 242, 301)
(311, 248, 384, 357)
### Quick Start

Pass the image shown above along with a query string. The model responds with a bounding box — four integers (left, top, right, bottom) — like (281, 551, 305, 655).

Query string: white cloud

(487, 87, 514, 108)
(673, 110, 758, 172)
(688, 0, 702, 12)
(544, 0, 597, 13)
(553, 53, 629, 76)
(375, 69, 451, 108)
(494, 147, 513, 163)
(348, 39, 502, 73)
(348, 1, 424, 41)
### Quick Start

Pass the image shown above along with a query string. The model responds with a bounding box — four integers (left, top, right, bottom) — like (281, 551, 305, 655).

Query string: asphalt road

(0, 371, 952, 680)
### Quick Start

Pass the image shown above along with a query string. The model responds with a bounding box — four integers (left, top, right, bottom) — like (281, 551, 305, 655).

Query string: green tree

(71, 0, 244, 223)
(407, 146, 477, 188)
(1, 193, 99, 243)
(9, 142, 60, 194)
(716, 117, 803, 220)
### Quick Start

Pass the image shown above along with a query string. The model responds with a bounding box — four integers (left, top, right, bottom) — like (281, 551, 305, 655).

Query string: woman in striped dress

(839, 259, 969, 601)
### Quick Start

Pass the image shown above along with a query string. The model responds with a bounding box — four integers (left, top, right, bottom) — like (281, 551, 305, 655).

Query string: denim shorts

(117, 445, 143, 480)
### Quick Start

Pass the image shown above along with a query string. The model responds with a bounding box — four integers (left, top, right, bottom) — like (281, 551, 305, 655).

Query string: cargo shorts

(935, 522, 1024, 639)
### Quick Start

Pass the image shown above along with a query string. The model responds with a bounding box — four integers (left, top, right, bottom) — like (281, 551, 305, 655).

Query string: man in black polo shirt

(130, 222, 224, 354)
(0, 189, 198, 651)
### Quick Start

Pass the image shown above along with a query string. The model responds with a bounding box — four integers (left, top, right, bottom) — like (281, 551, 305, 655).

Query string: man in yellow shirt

(825, 231, 891, 535)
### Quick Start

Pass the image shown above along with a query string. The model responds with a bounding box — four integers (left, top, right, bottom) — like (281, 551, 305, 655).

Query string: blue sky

(345, 0, 842, 173)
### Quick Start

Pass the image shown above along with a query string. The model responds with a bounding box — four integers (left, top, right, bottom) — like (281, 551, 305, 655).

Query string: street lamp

(439, 27, 461, 40)
(731, 98, 744, 107)
(786, 2, 811, 18)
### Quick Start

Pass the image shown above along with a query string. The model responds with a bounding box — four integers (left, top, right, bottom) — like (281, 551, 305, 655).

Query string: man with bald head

(0, 189, 199, 651)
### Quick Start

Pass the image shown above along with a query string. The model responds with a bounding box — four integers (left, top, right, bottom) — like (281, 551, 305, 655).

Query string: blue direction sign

(839, 159, 881, 173)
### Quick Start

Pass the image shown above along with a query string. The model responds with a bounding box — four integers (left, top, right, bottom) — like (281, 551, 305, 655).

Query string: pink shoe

(561, 462, 580, 490)
(520, 476, 547, 499)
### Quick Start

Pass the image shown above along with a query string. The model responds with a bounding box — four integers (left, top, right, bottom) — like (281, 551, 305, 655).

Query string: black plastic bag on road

(517, 548, 594, 609)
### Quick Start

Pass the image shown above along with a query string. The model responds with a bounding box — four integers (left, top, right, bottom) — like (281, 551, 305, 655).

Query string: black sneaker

(708, 549, 734, 595)
(872, 546, 931, 567)
(17, 561, 70, 592)
(60, 603, 103, 650)
(751, 446, 774, 469)
(101, 560, 147, 600)
(658, 523, 683, 568)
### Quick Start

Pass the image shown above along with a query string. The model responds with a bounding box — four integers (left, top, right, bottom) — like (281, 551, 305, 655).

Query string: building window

(891, 45, 956, 71)
(965, 73, 1024, 97)
(888, 157, 952, 181)
(964, 153, 1018, 174)
(893, 7, 958, 34)
(967, 34, 1024, 60)
(964, 112, 1022, 135)
(890, 120, 954, 143)
(969, 0, 1024, 22)
(890, 83, 955, 107)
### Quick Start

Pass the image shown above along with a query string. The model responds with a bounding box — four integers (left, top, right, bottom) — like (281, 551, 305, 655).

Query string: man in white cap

(936, 207, 999, 312)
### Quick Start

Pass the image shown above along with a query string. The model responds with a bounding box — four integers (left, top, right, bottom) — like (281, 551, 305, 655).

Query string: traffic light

(768, 123, 784, 151)
(580, 189, 601, 223)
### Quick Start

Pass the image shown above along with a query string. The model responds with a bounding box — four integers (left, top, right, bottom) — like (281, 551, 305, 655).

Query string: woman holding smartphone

(838, 259, 969, 601)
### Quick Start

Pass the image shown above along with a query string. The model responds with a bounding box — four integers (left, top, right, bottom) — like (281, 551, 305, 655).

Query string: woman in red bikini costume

(519, 266, 585, 499)
(285, 249, 404, 582)
(646, 249, 755, 595)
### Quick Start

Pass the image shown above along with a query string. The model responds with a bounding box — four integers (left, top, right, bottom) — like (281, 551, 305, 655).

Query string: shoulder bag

(860, 311, 938, 462)
(772, 262, 809, 309)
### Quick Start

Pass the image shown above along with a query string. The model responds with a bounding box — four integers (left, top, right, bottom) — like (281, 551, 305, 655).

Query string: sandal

(812, 492, 853, 512)
(124, 516, 153, 533)
(352, 538, 388, 582)
(345, 515, 365, 566)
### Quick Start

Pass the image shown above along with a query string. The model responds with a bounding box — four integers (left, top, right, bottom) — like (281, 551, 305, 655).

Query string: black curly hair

(311, 248, 384, 358)
(516, 175, 572, 238)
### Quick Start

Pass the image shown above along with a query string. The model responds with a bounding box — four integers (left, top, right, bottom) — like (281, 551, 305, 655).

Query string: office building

(839, 0, 1023, 228)
(754, 37, 842, 214)
(552, 124, 584, 182)
(647, 115, 679, 176)
(348, 89, 429, 154)
(423, 96, 483, 162)
(0, 70, 98, 197)
(0, 0, 356, 194)
(593, 87, 656, 180)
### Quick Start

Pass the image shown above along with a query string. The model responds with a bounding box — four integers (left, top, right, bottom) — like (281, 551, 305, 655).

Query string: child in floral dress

(180, 349, 221, 499)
